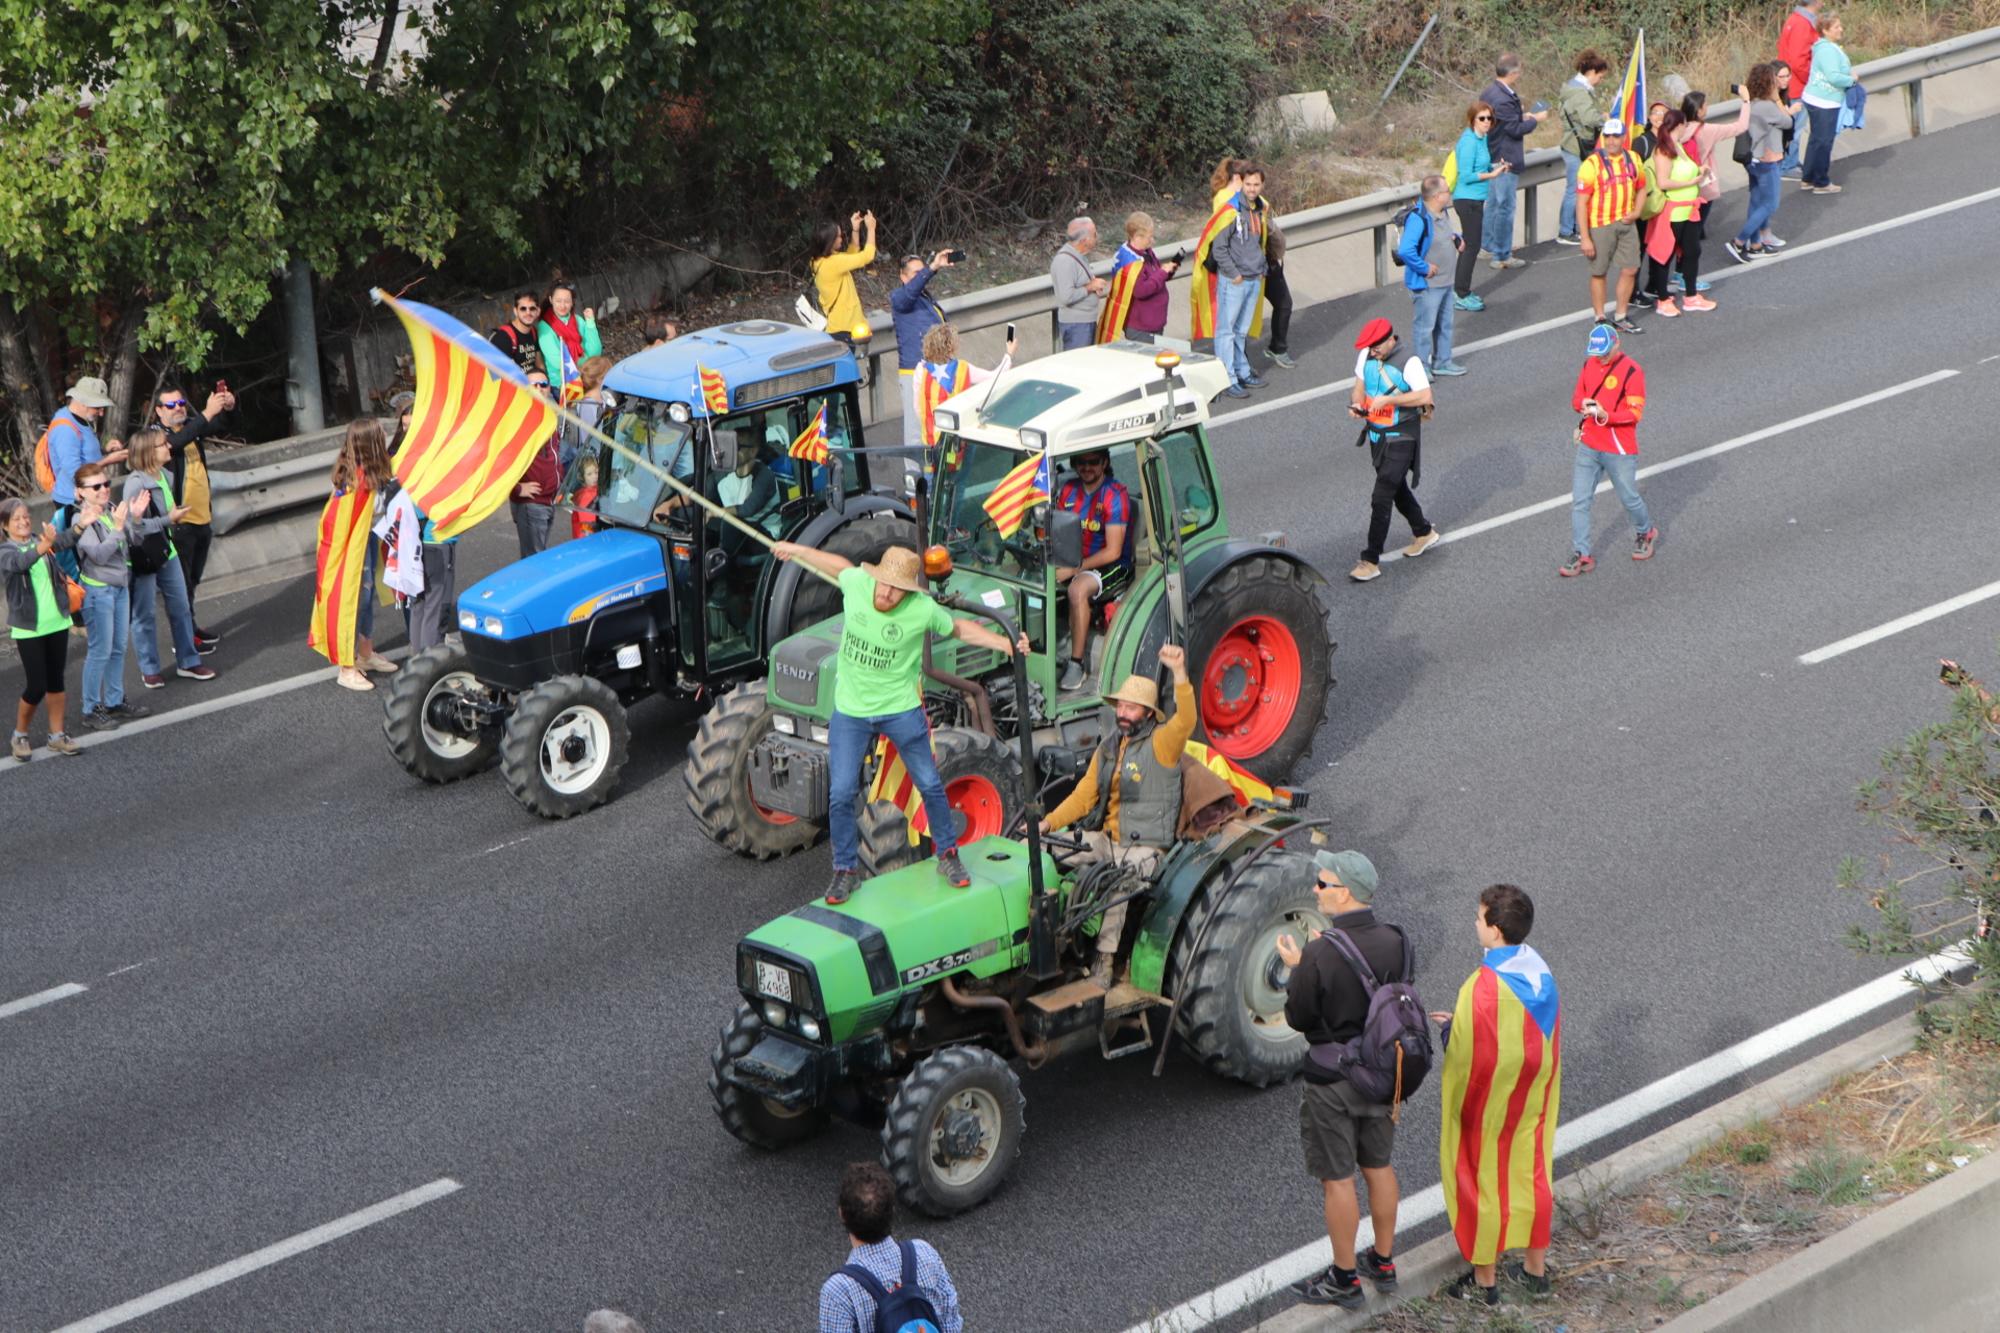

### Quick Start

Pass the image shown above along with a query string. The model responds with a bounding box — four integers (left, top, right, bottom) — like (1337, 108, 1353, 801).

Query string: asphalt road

(6, 120, 2000, 1333)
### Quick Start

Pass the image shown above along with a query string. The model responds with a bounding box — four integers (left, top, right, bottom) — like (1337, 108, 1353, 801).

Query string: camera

(945, 249, 967, 264)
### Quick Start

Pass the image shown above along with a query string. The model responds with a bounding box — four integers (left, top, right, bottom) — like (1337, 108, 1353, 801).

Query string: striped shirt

(1574, 149, 1643, 231)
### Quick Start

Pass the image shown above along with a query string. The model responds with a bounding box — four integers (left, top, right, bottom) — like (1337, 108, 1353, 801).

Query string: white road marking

(1213, 186, 2000, 431)
(105, 960, 154, 977)
(50, 1177, 463, 1333)
(1799, 579, 2000, 665)
(1372, 370, 1960, 563)
(1128, 944, 1969, 1333)
(0, 982, 87, 1019)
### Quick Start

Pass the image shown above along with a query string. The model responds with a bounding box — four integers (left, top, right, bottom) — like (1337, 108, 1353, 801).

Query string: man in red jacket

(1562, 323, 1654, 577)
(511, 371, 561, 558)
(1776, 1, 1822, 177)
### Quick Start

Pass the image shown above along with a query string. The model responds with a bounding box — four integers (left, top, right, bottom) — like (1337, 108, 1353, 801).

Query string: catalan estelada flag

(914, 358, 972, 446)
(1606, 29, 1647, 129)
(558, 339, 584, 407)
(789, 404, 829, 464)
(1184, 740, 1286, 808)
(867, 736, 932, 845)
(698, 363, 729, 416)
(307, 481, 376, 668)
(981, 450, 1051, 538)
(1095, 244, 1146, 343)
(1188, 188, 1266, 342)
(378, 292, 560, 541)
(1439, 944, 1563, 1267)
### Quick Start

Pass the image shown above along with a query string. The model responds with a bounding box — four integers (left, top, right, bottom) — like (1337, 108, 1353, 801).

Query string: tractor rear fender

(576, 592, 678, 697)
(1126, 813, 1311, 996)
(760, 496, 915, 651)
(1102, 539, 1327, 682)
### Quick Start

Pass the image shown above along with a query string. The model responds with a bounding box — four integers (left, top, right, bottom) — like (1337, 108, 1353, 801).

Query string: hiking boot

(1447, 1271, 1500, 1305)
(824, 868, 860, 905)
(1504, 1261, 1553, 1297)
(46, 732, 81, 757)
(936, 849, 972, 888)
(1633, 526, 1658, 560)
(1559, 552, 1595, 578)
(1348, 560, 1382, 583)
(104, 702, 151, 719)
(1402, 529, 1442, 560)
(1296, 1269, 1365, 1309)
(1059, 658, 1087, 692)
(1268, 350, 1296, 369)
(177, 664, 218, 681)
(1357, 1246, 1400, 1290)
(1454, 293, 1486, 312)
(141, 673, 167, 689)
(10, 733, 29, 763)
(81, 710, 120, 732)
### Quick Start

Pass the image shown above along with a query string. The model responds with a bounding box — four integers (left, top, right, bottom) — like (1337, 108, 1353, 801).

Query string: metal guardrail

(854, 24, 2000, 422)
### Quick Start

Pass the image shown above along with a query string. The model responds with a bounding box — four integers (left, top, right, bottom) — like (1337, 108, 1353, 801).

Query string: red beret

(1353, 317, 1395, 350)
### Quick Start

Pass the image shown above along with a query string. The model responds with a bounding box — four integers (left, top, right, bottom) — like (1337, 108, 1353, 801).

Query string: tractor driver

(1052, 449, 1132, 694)
(769, 542, 1028, 907)
(1038, 643, 1206, 988)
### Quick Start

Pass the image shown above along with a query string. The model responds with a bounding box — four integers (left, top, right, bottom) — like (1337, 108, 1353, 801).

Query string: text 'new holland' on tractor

(684, 340, 1336, 872)
(382, 320, 919, 818)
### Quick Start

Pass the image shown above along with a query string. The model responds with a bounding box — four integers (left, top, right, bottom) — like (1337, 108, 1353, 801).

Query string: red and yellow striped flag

(1184, 740, 1285, 808)
(789, 404, 829, 464)
(307, 481, 376, 668)
(867, 735, 931, 844)
(980, 450, 1051, 538)
(698, 363, 729, 415)
(379, 292, 561, 541)
(914, 358, 972, 446)
(1095, 246, 1146, 343)
(1188, 189, 1266, 342)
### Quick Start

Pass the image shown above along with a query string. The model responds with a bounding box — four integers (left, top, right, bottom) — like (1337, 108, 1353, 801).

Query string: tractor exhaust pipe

(941, 975, 1048, 1068)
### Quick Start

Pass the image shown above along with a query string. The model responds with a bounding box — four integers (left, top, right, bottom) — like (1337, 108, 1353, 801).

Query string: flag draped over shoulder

(867, 736, 932, 844)
(1095, 244, 1145, 344)
(558, 340, 583, 407)
(308, 481, 375, 668)
(1439, 944, 1563, 1266)
(1607, 29, 1647, 128)
(981, 451, 1051, 538)
(789, 404, 829, 464)
(914, 359, 972, 447)
(1188, 189, 1267, 342)
(380, 292, 561, 541)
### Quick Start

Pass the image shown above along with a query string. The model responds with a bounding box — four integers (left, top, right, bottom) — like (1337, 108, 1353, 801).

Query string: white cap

(1602, 118, 1628, 137)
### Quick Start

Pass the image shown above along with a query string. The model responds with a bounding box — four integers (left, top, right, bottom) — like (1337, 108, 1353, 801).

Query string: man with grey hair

(1051, 217, 1109, 351)
(1394, 174, 1465, 376)
(582, 1311, 645, 1333)
(1478, 53, 1543, 269)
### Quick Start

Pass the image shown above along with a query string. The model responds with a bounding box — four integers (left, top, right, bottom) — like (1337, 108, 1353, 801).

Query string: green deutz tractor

(683, 341, 1334, 872)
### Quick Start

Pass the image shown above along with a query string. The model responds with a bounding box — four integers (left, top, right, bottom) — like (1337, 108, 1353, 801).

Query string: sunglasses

(81, 480, 110, 491)
(159, 398, 187, 409)
(1475, 115, 1493, 122)
(516, 303, 541, 313)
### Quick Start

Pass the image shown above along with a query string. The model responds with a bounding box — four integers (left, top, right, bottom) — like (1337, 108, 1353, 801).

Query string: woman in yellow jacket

(811, 210, 877, 344)
(1641, 110, 1716, 316)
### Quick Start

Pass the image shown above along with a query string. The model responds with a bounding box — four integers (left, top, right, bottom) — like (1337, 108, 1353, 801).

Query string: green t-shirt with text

(833, 565, 955, 718)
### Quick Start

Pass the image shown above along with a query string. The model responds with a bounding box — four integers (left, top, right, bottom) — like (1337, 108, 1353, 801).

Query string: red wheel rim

(1200, 615, 1302, 762)
(944, 774, 1005, 842)
(750, 791, 798, 826)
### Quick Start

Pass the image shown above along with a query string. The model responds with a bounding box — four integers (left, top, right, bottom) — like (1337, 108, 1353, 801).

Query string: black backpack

(128, 487, 172, 575)
(836, 1240, 944, 1333)
(1307, 926, 1433, 1119)
(1387, 204, 1428, 268)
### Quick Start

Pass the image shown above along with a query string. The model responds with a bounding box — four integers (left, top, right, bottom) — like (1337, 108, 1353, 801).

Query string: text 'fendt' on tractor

(382, 320, 918, 818)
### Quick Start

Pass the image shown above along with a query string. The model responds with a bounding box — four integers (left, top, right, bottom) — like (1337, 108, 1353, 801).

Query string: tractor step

(1103, 982, 1168, 1019)
(1101, 1007, 1156, 1060)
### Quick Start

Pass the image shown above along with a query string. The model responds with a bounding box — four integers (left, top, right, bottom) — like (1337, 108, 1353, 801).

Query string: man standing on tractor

(1052, 448, 1132, 693)
(769, 542, 1027, 905)
(1038, 643, 1204, 987)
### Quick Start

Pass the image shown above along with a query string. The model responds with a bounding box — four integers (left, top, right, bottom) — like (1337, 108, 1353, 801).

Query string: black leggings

(1452, 201, 1485, 296)
(18, 629, 69, 705)
(1264, 263, 1294, 354)
(1647, 218, 1703, 299)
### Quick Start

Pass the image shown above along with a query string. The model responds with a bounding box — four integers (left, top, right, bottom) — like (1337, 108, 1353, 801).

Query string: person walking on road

(1478, 53, 1544, 269)
(768, 543, 1025, 905)
(1562, 323, 1654, 576)
(1449, 104, 1508, 313)
(1347, 319, 1441, 584)
(1575, 119, 1647, 335)
(4, 496, 85, 760)
(1436, 884, 1563, 1306)
(1397, 176, 1466, 377)
(818, 1161, 963, 1333)
(1776, 0, 1823, 179)
(1801, 13, 1854, 195)
(1275, 850, 1407, 1310)
(1556, 50, 1611, 246)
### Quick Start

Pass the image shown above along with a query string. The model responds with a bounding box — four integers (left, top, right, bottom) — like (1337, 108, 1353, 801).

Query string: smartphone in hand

(1006, 322, 1016, 343)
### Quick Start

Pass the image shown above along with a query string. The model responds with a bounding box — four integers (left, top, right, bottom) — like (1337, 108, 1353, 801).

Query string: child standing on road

(1562, 324, 1655, 576)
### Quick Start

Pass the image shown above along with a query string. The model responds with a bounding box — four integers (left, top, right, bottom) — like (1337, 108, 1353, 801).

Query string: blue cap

(1586, 322, 1619, 357)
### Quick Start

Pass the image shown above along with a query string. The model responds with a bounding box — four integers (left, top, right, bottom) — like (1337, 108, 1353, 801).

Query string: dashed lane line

(0, 982, 87, 1019)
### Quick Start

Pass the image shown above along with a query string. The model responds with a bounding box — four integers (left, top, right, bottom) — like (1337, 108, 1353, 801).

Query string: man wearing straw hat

(771, 541, 1027, 906)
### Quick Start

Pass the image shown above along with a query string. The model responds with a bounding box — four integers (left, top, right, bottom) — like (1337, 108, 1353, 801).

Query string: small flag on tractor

(789, 404, 830, 464)
(981, 450, 1051, 538)
(867, 736, 931, 844)
(697, 363, 730, 415)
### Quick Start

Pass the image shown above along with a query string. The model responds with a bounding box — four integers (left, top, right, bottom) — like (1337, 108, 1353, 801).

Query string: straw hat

(1103, 673, 1165, 721)
(861, 545, 925, 594)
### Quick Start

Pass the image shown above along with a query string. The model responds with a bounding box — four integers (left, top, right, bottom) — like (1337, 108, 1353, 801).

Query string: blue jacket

(45, 407, 103, 506)
(890, 266, 944, 370)
(1395, 207, 1451, 292)
(1452, 129, 1492, 202)
(1839, 82, 1868, 131)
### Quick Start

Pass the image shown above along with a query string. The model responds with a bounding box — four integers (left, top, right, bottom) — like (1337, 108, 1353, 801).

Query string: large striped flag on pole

(867, 736, 932, 845)
(1095, 244, 1146, 344)
(307, 479, 376, 668)
(789, 404, 830, 464)
(698, 363, 730, 416)
(1606, 29, 1647, 128)
(378, 292, 561, 541)
(980, 450, 1052, 538)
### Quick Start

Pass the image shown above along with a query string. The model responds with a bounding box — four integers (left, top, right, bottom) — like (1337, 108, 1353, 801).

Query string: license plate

(755, 961, 793, 1003)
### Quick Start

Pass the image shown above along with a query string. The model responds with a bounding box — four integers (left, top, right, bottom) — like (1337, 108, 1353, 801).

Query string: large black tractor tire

(709, 1002, 831, 1149)
(779, 514, 919, 636)
(1168, 848, 1326, 1087)
(683, 681, 824, 859)
(382, 644, 500, 784)
(855, 727, 1022, 876)
(1185, 555, 1334, 782)
(499, 674, 631, 819)
(880, 1044, 1026, 1218)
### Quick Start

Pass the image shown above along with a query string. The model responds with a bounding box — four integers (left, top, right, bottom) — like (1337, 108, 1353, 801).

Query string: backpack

(837, 1240, 944, 1333)
(33, 417, 81, 496)
(1440, 145, 1458, 192)
(1308, 926, 1433, 1120)
(796, 267, 828, 331)
(1387, 204, 1427, 268)
(127, 482, 173, 575)
(1639, 158, 1668, 221)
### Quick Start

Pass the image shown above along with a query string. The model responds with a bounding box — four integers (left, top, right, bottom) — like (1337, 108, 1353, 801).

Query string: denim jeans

(1058, 321, 1095, 352)
(1410, 284, 1454, 371)
(131, 557, 201, 674)
(512, 501, 555, 560)
(1484, 170, 1519, 258)
(1571, 444, 1651, 555)
(1777, 107, 1807, 174)
(1559, 151, 1583, 237)
(828, 706, 958, 871)
(1736, 161, 1782, 245)
(81, 583, 130, 711)
(1215, 275, 1259, 385)
(1802, 104, 1840, 187)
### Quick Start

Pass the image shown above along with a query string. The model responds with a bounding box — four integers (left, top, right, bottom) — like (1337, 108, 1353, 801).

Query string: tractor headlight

(1019, 427, 1047, 452)
(482, 616, 504, 636)
(667, 401, 692, 424)
(932, 409, 957, 434)
(797, 1014, 823, 1042)
(458, 610, 478, 631)
(809, 724, 830, 744)
(771, 714, 796, 736)
(762, 999, 789, 1028)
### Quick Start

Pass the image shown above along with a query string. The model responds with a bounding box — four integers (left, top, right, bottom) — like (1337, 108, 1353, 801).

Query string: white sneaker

(337, 667, 375, 691)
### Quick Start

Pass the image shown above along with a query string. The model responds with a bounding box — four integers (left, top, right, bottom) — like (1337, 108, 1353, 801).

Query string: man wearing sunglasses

(489, 290, 543, 375)
(157, 384, 234, 650)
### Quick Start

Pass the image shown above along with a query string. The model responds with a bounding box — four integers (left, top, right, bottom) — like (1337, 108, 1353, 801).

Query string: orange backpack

(32, 416, 80, 495)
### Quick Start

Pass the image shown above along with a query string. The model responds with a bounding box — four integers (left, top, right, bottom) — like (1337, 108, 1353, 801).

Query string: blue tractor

(382, 320, 917, 818)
